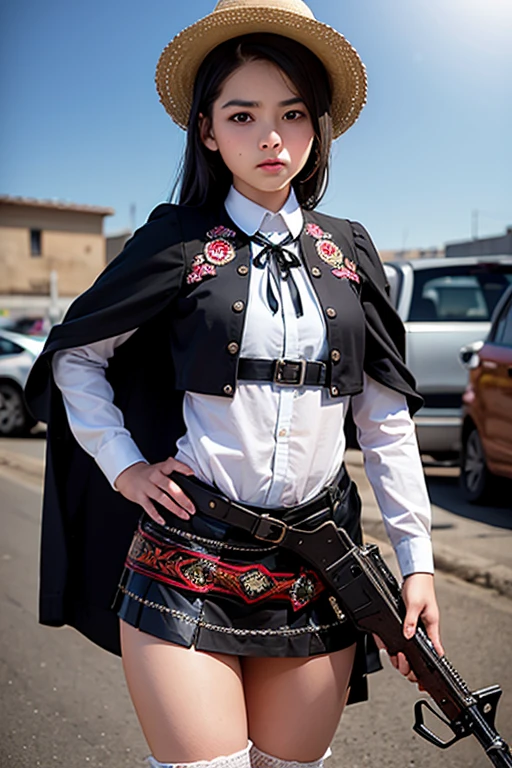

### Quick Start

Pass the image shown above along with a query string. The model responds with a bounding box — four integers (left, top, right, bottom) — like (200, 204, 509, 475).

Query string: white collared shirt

(52, 187, 434, 577)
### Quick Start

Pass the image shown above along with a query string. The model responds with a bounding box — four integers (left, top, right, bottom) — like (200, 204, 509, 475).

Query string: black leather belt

(238, 357, 327, 387)
(168, 466, 350, 542)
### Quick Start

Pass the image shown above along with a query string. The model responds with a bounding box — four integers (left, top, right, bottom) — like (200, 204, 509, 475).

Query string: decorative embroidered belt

(126, 524, 325, 611)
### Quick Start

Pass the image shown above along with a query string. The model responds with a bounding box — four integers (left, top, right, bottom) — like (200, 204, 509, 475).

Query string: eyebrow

(221, 97, 305, 109)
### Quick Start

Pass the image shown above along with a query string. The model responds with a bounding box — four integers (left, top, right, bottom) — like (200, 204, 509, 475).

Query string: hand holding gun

(375, 571, 443, 691)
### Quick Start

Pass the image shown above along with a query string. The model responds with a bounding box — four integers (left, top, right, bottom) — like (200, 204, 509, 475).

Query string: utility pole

(48, 269, 60, 328)
(471, 209, 479, 240)
(400, 228, 408, 258)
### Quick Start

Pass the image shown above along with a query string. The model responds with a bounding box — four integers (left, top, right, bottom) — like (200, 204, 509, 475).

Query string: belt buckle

(273, 358, 306, 387)
(253, 514, 287, 544)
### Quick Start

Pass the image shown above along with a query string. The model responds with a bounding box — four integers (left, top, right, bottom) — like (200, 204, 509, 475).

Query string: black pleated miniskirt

(113, 470, 381, 703)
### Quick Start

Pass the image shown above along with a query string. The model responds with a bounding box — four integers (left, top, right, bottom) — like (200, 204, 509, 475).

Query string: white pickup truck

(383, 255, 512, 460)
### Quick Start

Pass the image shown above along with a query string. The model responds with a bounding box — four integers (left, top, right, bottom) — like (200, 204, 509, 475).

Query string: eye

(283, 110, 306, 121)
(229, 112, 252, 123)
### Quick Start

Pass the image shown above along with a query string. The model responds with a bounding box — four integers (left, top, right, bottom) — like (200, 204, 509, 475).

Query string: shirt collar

(224, 186, 304, 240)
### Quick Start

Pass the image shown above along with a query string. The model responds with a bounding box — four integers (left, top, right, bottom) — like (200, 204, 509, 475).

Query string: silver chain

(153, 523, 279, 553)
(118, 585, 341, 637)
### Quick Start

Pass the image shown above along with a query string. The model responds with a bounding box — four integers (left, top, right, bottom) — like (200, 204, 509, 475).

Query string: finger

(152, 472, 196, 515)
(173, 461, 195, 476)
(146, 487, 191, 521)
(397, 652, 411, 677)
(161, 457, 195, 476)
(403, 607, 421, 640)
(141, 499, 167, 526)
(167, 479, 196, 514)
(398, 653, 419, 683)
(423, 616, 445, 657)
(373, 634, 387, 652)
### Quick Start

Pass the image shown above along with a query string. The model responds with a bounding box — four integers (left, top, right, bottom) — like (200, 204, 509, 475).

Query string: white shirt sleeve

(52, 329, 148, 489)
(351, 373, 434, 577)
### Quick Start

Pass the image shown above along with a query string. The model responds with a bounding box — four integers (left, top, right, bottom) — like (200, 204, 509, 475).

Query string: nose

(259, 127, 282, 151)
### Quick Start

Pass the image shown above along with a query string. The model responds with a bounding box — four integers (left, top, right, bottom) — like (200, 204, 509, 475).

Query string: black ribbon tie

(251, 232, 304, 318)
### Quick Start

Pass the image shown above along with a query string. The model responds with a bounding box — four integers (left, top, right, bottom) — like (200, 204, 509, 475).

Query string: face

(200, 59, 315, 211)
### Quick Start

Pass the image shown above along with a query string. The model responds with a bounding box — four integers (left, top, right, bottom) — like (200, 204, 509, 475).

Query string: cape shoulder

(24, 202, 206, 420)
(348, 220, 390, 295)
(306, 210, 389, 294)
(49, 204, 188, 345)
(307, 209, 422, 412)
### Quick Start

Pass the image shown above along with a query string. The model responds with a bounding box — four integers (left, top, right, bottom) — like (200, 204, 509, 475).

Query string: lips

(257, 159, 285, 168)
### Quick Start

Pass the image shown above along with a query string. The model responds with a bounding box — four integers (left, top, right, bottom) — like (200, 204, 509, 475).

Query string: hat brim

(155, 7, 367, 139)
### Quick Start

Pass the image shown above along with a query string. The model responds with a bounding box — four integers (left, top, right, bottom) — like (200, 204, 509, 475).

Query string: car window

(0, 338, 24, 356)
(493, 298, 512, 347)
(408, 264, 512, 322)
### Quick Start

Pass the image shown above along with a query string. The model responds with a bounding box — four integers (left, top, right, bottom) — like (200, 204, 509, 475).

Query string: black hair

(174, 33, 333, 210)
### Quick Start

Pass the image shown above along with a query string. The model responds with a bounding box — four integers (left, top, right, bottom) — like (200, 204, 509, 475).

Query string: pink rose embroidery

(331, 266, 360, 283)
(306, 222, 360, 283)
(206, 225, 237, 240)
(204, 238, 236, 266)
(186, 262, 217, 285)
(306, 223, 329, 240)
(315, 238, 344, 267)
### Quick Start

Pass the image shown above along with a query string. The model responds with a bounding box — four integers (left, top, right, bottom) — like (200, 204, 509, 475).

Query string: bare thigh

(120, 620, 248, 762)
(242, 644, 356, 761)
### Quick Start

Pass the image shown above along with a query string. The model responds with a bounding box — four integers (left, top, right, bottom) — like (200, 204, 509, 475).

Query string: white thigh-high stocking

(249, 745, 332, 768)
(146, 743, 252, 768)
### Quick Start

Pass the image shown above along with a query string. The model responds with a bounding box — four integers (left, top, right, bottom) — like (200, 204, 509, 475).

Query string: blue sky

(1, 0, 511, 249)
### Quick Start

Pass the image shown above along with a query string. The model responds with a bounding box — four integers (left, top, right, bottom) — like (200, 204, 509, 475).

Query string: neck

(233, 182, 291, 213)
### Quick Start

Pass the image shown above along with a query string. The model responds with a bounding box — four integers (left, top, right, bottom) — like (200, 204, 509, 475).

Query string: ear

(198, 113, 218, 152)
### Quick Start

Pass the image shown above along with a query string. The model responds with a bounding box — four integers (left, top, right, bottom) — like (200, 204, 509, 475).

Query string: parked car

(384, 256, 512, 460)
(458, 285, 512, 502)
(0, 329, 45, 437)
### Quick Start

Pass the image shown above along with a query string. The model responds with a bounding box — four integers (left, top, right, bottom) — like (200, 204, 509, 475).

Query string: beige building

(106, 230, 132, 264)
(0, 196, 114, 297)
(378, 247, 445, 262)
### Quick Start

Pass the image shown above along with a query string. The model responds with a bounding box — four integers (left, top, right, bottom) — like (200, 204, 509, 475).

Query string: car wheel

(460, 427, 492, 503)
(0, 382, 35, 437)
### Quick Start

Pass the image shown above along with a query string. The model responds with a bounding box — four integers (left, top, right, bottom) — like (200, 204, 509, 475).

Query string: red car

(460, 285, 512, 503)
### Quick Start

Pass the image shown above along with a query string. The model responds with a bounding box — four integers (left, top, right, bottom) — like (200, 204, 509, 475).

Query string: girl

(25, 0, 443, 766)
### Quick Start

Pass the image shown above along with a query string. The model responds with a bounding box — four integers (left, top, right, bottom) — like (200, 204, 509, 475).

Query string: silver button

(227, 342, 239, 355)
(326, 307, 337, 319)
(232, 300, 245, 313)
(330, 349, 341, 362)
(237, 265, 249, 276)
(311, 266, 322, 278)
(331, 386, 339, 396)
(223, 384, 233, 395)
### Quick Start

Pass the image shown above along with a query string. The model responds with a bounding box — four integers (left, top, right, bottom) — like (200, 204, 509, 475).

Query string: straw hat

(155, 0, 367, 139)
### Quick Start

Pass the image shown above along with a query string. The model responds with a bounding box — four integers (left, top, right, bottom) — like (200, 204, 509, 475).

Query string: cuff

(95, 434, 148, 490)
(395, 536, 434, 578)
